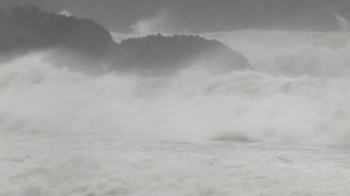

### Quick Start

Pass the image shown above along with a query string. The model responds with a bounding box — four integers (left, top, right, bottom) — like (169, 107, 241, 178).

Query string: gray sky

(1, 0, 349, 33)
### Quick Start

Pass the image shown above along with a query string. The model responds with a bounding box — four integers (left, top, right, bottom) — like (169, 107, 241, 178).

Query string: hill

(0, 5, 251, 76)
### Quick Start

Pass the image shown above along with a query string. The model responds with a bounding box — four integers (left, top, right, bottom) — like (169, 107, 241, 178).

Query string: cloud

(59, 9, 72, 17)
(131, 10, 170, 35)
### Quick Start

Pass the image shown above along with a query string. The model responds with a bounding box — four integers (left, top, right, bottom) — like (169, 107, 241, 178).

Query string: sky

(0, 0, 350, 33)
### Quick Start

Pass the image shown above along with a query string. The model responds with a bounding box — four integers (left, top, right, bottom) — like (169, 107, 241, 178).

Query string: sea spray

(204, 30, 350, 76)
(1, 49, 350, 145)
(332, 13, 350, 32)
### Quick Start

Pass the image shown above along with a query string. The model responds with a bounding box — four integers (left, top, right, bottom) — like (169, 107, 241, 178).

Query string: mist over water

(2, 30, 350, 145)
(332, 13, 350, 32)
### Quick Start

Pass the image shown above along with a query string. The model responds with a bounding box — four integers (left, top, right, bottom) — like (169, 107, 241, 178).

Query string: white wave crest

(1, 49, 350, 145)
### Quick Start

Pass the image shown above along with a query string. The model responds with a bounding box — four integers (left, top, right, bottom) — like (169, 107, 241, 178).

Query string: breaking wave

(2, 30, 350, 145)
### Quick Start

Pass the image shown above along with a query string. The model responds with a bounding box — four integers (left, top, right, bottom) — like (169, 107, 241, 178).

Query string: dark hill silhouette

(0, 5, 114, 56)
(0, 5, 251, 76)
(114, 34, 251, 75)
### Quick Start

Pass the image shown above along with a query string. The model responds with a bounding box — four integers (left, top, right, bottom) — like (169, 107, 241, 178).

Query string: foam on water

(2, 30, 350, 196)
(2, 31, 350, 146)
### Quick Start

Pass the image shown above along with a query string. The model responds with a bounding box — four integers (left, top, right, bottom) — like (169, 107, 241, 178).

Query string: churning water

(1, 30, 350, 145)
(3, 30, 350, 196)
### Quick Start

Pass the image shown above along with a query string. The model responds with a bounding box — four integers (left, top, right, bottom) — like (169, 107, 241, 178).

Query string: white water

(2, 30, 350, 195)
(204, 30, 350, 76)
(1, 31, 350, 145)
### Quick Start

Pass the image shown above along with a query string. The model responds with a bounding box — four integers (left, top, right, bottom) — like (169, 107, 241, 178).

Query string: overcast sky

(1, 0, 349, 33)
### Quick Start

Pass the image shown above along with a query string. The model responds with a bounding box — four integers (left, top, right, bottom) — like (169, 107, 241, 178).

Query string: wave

(203, 30, 350, 77)
(1, 47, 350, 145)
